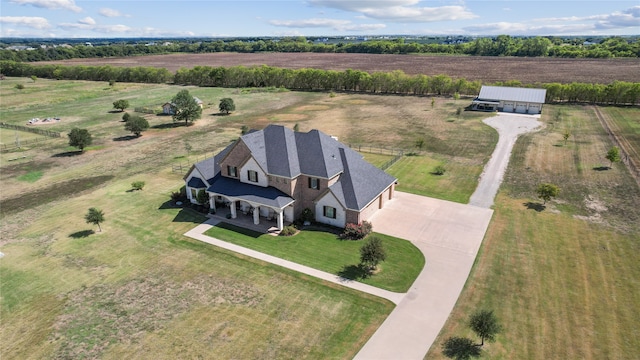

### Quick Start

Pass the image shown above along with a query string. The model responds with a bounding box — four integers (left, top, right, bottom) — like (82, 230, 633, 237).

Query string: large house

(472, 86, 547, 114)
(184, 125, 397, 230)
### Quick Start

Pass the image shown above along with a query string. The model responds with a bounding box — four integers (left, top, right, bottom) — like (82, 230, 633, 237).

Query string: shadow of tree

(592, 166, 610, 171)
(69, 229, 95, 238)
(113, 135, 138, 142)
(523, 202, 546, 212)
(152, 122, 184, 129)
(52, 151, 83, 157)
(338, 264, 370, 280)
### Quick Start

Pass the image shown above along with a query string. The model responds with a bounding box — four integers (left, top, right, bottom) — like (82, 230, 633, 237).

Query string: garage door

(515, 103, 527, 113)
(528, 104, 541, 114)
(503, 102, 514, 112)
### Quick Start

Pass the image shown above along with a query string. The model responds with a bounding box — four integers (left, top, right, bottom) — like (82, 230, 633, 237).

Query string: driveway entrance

(354, 192, 493, 359)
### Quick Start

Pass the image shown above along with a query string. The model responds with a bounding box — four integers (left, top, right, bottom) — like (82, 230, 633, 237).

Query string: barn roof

(478, 86, 546, 104)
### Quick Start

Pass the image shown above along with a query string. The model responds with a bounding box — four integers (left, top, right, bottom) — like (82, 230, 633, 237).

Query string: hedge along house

(472, 86, 547, 114)
(184, 125, 397, 231)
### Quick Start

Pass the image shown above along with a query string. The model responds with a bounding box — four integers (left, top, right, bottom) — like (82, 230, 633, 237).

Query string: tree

(112, 99, 129, 112)
(171, 89, 202, 126)
(442, 337, 482, 360)
(359, 236, 386, 272)
(605, 146, 621, 168)
(30, 75, 37, 82)
(293, 123, 300, 132)
(241, 125, 249, 135)
(68, 128, 92, 152)
(415, 138, 425, 150)
(122, 112, 130, 122)
(469, 309, 502, 346)
(124, 115, 149, 137)
(536, 183, 559, 204)
(84, 207, 105, 232)
(196, 189, 209, 206)
(563, 129, 571, 145)
(219, 97, 236, 114)
(131, 181, 145, 191)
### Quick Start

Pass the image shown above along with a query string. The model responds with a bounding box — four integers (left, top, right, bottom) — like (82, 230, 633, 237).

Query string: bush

(341, 221, 372, 240)
(279, 225, 298, 236)
(131, 181, 145, 191)
(300, 208, 314, 223)
(122, 112, 130, 122)
(15, 83, 24, 90)
(433, 164, 446, 175)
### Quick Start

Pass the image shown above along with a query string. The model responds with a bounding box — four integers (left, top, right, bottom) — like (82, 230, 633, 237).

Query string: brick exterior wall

(219, 140, 251, 179)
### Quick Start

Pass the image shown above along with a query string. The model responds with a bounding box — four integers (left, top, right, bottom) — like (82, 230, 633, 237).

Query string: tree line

(1, 36, 638, 62)
(1, 60, 638, 105)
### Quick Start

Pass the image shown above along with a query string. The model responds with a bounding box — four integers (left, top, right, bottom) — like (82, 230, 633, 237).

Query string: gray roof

(329, 147, 397, 211)
(193, 142, 234, 185)
(478, 86, 546, 104)
(208, 175, 294, 209)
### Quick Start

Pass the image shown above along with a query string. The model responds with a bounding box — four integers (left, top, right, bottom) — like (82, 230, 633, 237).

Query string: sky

(0, 0, 639, 38)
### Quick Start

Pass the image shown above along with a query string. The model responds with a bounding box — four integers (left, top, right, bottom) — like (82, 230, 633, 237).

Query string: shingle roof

(187, 177, 206, 188)
(208, 175, 294, 208)
(193, 142, 234, 185)
(478, 86, 546, 103)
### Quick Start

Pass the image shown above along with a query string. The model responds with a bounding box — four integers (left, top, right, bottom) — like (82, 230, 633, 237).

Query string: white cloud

(99, 8, 130, 18)
(270, 18, 385, 32)
(9, 0, 81, 13)
(309, 0, 477, 22)
(0, 16, 51, 29)
(78, 17, 95, 25)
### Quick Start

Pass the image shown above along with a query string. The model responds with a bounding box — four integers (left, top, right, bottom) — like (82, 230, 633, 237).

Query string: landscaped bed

(204, 222, 425, 293)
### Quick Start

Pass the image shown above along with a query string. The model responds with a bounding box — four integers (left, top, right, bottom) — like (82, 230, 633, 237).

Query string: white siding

(240, 157, 268, 187)
(185, 169, 206, 204)
(315, 191, 346, 228)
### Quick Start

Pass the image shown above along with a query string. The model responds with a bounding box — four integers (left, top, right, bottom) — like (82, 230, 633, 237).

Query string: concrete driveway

(354, 192, 493, 359)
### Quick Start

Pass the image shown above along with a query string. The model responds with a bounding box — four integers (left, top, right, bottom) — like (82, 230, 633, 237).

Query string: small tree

(84, 207, 105, 232)
(15, 83, 24, 90)
(469, 309, 501, 346)
(536, 183, 559, 204)
(241, 125, 249, 135)
(124, 115, 149, 137)
(415, 138, 425, 150)
(122, 112, 130, 122)
(359, 236, 386, 273)
(131, 181, 145, 191)
(433, 164, 446, 175)
(30, 75, 37, 82)
(196, 189, 209, 206)
(171, 89, 202, 126)
(219, 98, 236, 114)
(109, 79, 116, 87)
(453, 92, 460, 101)
(293, 123, 300, 132)
(68, 128, 92, 152)
(563, 129, 570, 145)
(442, 337, 482, 360)
(605, 146, 621, 168)
(113, 99, 129, 112)
(431, 97, 436, 108)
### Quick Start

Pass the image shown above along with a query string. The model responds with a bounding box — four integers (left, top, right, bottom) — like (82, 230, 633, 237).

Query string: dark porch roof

(208, 175, 294, 209)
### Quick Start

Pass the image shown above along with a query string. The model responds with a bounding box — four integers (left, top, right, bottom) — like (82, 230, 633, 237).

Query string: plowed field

(36, 52, 640, 84)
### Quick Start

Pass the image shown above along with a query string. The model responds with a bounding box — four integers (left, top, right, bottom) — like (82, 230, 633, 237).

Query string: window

(309, 177, 319, 190)
(323, 206, 336, 219)
(248, 170, 258, 183)
(190, 188, 197, 199)
(227, 165, 238, 178)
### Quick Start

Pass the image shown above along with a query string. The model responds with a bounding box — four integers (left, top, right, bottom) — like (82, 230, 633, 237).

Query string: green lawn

(388, 154, 484, 203)
(204, 223, 424, 293)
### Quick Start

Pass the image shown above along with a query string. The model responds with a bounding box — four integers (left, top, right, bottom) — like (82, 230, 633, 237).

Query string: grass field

(426, 104, 640, 359)
(204, 223, 425, 293)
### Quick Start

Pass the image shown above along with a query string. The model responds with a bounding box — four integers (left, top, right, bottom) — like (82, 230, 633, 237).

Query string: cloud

(58, 18, 132, 33)
(77, 17, 95, 25)
(9, 0, 81, 13)
(99, 8, 130, 18)
(309, 0, 477, 22)
(465, 6, 640, 35)
(0, 16, 51, 29)
(269, 18, 385, 32)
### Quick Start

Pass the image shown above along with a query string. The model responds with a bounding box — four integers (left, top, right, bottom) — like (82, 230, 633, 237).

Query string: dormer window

(227, 165, 238, 178)
(248, 170, 258, 183)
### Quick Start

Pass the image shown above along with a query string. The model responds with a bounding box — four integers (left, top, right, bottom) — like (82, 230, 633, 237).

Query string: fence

(0, 122, 61, 138)
(171, 153, 215, 174)
(0, 136, 57, 152)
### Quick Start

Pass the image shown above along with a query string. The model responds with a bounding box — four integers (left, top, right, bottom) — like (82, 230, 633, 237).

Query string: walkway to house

(184, 219, 406, 305)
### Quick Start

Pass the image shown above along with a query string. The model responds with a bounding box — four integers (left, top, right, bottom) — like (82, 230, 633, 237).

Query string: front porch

(207, 206, 292, 235)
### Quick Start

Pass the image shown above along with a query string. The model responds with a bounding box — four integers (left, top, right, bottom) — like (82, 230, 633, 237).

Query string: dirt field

(35, 53, 640, 84)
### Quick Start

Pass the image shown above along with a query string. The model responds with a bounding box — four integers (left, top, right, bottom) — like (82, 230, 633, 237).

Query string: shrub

(122, 112, 130, 122)
(433, 164, 446, 175)
(300, 208, 314, 223)
(15, 83, 24, 90)
(131, 181, 145, 191)
(279, 225, 298, 236)
(170, 191, 182, 203)
(341, 221, 372, 240)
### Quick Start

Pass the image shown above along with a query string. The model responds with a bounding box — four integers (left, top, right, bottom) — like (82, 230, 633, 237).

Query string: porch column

(253, 206, 260, 225)
(230, 200, 237, 219)
(209, 196, 215, 211)
(276, 210, 284, 231)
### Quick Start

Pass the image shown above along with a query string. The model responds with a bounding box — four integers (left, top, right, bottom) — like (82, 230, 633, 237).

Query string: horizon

(0, 1, 638, 39)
